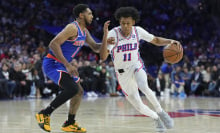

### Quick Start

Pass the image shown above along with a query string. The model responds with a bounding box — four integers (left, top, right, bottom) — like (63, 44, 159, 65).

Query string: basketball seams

(163, 44, 183, 64)
(163, 53, 178, 58)
(175, 44, 181, 62)
(163, 49, 179, 52)
(163, 49, 179, 57)
(177, 44, 183, 62)
(173, 51, 179, 63)
(164, 53, 178, 63)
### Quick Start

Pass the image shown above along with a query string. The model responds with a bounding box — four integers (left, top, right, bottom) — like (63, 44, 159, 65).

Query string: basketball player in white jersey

(100, 7, 181, 132)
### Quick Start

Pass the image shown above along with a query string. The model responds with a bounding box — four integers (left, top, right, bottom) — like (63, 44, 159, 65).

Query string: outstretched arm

(150, 36, 180, 46)
(85, 27, 115, 53)
(136, 26, 180, 46)
(85, 29, 101, 53)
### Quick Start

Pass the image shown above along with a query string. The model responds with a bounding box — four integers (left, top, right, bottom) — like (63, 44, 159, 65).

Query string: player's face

(82, 8, 93, 26)
(119, 17, 135, 36)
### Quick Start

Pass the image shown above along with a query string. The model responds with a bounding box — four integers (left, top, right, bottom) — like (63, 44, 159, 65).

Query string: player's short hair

(73, 4, 89, 18)
(114, 7, 140, 22)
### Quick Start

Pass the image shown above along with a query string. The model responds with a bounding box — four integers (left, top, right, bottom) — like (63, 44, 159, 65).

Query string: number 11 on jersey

(123, 53, 131, 61)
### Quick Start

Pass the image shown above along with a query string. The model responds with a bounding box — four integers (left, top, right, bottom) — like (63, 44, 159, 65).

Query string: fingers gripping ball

(163, 43, 183, 64)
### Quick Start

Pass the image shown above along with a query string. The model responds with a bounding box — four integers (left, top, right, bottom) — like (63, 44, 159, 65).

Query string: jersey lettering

(73, 40, 84, 46)
(117, 43, 137, 53)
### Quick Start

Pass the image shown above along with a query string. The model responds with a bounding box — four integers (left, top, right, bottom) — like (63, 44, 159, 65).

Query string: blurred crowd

(0, 0, 220, 99)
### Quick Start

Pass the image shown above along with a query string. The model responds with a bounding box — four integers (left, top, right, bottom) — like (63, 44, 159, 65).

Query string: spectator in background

(180, 67, 192, 95)
(33, 53, 46, 96)
(0, 63, 16, 98)
(106, 61, 117, 96)
(33, 54, 44, 80)
(21, 62, 33, 95)
(87, 52, 97, 61)
(80, 60, 98, 97)
(43, 76, 58, 98)
(10, 62, 29, 98)
(161, 63, 172, 89)
(190, 66, 204, 95)
(170, 75, 185, 97)
(37, 41, 46, 56)
(206, 65, 219, 96)
(0, 65, 9, 98)
(31, 69, 44, 98)
(202, 66, 211, 90)
(171, 66, 182, 83)
(155, 73, 165, 96)
(94, 62, 107, 96)
(99, 65, 107, 95)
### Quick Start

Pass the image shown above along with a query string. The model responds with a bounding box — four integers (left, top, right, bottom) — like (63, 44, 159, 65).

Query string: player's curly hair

(114, 7, 140, 22)
(73, 4, 89, 18)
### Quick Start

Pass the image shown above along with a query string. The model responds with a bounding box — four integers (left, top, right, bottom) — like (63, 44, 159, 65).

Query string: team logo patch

(132, 35, 135, 38)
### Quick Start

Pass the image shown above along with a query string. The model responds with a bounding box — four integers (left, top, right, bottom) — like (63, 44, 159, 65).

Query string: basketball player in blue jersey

(35, 4, 113, 132)
(100, 7, 181, 132)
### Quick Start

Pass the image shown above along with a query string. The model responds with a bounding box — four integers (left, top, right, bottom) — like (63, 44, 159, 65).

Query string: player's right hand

(107, 37, 115, 44)
(65, 63, 79, 76)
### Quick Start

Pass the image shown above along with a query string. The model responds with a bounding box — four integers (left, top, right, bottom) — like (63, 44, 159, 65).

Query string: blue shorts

(43, 57, 80, 86)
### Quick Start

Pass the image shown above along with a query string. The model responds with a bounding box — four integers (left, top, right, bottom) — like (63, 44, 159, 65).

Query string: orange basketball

(163, 43, 183, 64)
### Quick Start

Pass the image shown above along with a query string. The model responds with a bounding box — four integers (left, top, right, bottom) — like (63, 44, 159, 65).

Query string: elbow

(48, 41, 53, 50)
(152, 37, 161, 46)
(49, 40, 58, 51)
(93, 48, 100, 53)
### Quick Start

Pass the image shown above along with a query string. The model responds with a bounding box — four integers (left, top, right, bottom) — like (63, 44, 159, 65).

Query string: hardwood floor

(0, 96, 220, 133)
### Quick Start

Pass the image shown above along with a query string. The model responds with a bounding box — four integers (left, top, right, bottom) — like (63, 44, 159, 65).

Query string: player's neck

(120, 29, 132, 37)
(76, 19, 86, 30)
(122, 32, 130, 37)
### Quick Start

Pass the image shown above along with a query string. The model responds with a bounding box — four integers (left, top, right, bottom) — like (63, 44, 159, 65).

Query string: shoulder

(54, 23, 78, 39)
(111, 26, 121, 33)
(135, 26, 146, 32)
(108, 27, 118, 37)
(57, 23, 78, 37)
(65, 23, 78, 32)
(110, 26, 121, 34)
(134, 26, 154, 40)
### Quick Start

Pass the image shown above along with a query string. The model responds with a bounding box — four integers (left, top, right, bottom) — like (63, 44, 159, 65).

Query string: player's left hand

(103, 20, 110, 35)
(104, 21, 115, 45)
(171, 40, 181, 46)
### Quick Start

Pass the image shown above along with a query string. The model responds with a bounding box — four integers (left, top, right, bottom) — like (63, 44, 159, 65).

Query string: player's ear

(132, 20, 135, 25)
(79, 12, 84, 19)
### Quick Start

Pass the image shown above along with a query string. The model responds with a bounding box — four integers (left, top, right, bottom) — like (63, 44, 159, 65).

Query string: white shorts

(115, 63, 143, 96)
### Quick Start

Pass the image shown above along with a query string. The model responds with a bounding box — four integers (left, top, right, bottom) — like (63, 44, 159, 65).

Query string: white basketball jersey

(107, 26, 155, 70)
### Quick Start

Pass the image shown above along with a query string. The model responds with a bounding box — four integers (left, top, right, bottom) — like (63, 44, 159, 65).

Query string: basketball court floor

(0, 96, 220, 133)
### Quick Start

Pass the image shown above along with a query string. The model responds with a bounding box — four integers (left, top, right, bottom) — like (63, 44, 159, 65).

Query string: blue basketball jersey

(48, 21, 86, 62)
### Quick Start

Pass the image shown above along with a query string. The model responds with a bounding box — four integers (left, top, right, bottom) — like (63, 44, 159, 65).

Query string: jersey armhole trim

(134, 27, 140, 43)
(113, 28, 119, 48)
(67, 22, 78, 41)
